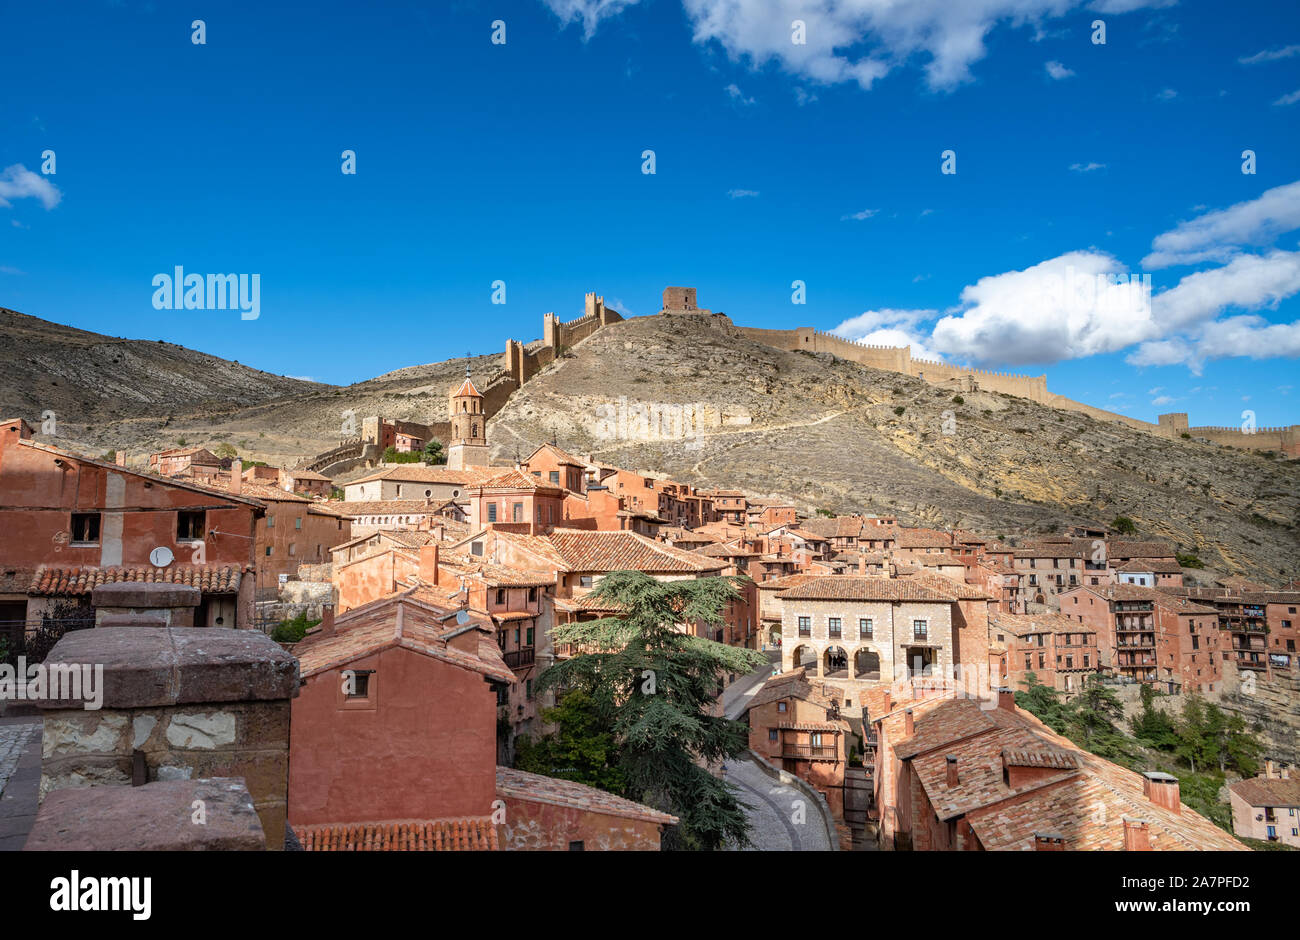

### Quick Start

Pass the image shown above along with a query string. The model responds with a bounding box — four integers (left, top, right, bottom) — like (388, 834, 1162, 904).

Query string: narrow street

(721, 653, 835, 851)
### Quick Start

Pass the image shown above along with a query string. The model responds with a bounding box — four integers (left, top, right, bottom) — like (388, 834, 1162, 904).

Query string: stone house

(1228, 766, 1300, 847)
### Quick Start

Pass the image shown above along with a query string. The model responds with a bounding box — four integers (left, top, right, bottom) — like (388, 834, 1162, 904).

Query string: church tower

(446, 364, 490, 470)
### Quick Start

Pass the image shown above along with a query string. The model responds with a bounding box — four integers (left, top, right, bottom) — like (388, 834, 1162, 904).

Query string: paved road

(725, 757, 833, 851)
(0, 717, 42, 851)
(720, 655, 834, 851)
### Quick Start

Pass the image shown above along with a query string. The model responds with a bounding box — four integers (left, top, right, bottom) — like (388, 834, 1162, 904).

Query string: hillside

(486, 315, 1300, 579)
(3, 306, 1297, 579)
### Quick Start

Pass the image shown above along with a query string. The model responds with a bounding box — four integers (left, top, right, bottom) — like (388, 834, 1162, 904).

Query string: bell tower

(447, 362, 490, 470)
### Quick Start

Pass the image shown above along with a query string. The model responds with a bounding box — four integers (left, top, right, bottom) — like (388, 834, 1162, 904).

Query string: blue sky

(2, 0, 1298, 427)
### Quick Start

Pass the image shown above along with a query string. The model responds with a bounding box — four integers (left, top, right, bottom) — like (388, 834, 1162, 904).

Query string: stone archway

(823, 646, 848, 679)
(854, 648, 881, 681)
(792, 644, 818, 676)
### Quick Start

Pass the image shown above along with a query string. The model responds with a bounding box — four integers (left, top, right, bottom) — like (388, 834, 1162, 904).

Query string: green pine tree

(514, 688, 626, 795)
(537, 570, 767, 850)
(1069, 679, 1125, 747)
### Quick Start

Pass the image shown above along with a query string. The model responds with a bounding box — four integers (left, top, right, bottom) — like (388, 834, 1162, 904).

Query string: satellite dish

(455, 609, 470, 626)
(150, 546, 174, 567)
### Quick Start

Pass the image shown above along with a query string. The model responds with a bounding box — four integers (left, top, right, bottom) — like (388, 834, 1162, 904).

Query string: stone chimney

(419, 544, 440, 586)
(1033, 832, 1064, 851)
(318, 605, 335, 638)
(115, 451, 126, 467)
(997, 687, 1016, 712)
(1142, 771, 1181, 814)
(230, 458, 243, 495)
(1264, 759, 1277, 779)
(1122, 818, 1151, 851)
(945, 755, 959, 787)
(858, 554, 867, 575)
(905, 708, 914, 735)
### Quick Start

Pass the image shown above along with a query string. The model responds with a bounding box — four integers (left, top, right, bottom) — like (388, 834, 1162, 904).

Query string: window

(568, 841, 584, 851)
(346, 671, 371, 698)
(912, 619, 927, 639)
(859, 618, 872, 639)
(768, 729, 778, 742)
(294, 517, 302, 530)
(496, 589, 505, 604)
(512, 502, 523, 522)
(265, 546, 272, 556)
(528, 587, 537, 602)
(288, 543, 296, 556)
(267, 514, 274, 528)
(526, 627, 534, 646)
(177, 510, 205, 541)
(526, 679, 534, 699)
(828, 617, 842, 638)
(70, 512, 101, 544)
(777, 701, 787, 713)
(1083, 655, 1090, 668)
(549, 471, 560, 483)
(798, 616, 811, 637)
(487, 503, 498, 523)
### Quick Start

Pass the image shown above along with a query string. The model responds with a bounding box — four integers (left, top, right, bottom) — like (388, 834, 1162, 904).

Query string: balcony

(503, 648, 535, 669)
(781, 743, 838, 761)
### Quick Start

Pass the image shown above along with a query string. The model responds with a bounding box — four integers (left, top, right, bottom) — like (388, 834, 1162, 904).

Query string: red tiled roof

(1228, 776, 1300, 808)
(451, 377, 483, 399)
(296, 592, 514, 683)
(28, 564, 242, 596)
(777, 576, 961, 603)
(547, 529, 723, 574)
(496, 767, 677, 825)
(297, 817, 498, 851)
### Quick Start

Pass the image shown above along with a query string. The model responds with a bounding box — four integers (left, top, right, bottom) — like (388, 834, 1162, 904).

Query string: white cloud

(794, 87, 818, 106)
(1155, 87, 1178, 100)
(727, 188, 759, 198)
(725, 82, 756, 105)
(546, 1, 1172, 93)
(1045, 60, 1074, 80)
(1151, 395, 1174, 406)
(1150, 250, 1300, 332)
(1142, 180, 1300, 268)
(1239, 44, 1300, 65)
(831, 308, 943, 360)
(541, 0, 642, 40)
(840, 208, 878, 221)
(0, 265, 25, 276)
(1069, 162, 1105, 173)
(929, 251, 1157, 365)
(1273, 89, 1300, 107)
(0, 164, 62, 210)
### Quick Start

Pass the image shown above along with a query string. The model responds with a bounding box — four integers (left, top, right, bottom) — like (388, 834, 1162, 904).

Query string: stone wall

(36, 626, 297, 850)
(496, 796, 665, 851)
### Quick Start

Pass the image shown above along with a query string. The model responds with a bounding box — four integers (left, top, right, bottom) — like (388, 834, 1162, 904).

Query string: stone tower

(446, 365, 490, 470)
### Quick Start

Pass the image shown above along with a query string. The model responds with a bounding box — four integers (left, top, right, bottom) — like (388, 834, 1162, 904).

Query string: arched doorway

(823, 646, 848, 679)
(792, 644, 817, 676)
(854, 648, 881, 681)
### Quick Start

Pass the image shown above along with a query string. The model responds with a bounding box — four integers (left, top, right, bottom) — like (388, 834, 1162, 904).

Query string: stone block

(24, 777, 266, 851)
(91, 581, 200, 611)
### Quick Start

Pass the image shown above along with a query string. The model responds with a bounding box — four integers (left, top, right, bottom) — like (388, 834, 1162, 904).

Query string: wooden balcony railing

(782, 743, 838, 760)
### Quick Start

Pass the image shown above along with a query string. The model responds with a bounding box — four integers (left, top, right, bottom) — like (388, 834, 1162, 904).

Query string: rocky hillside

(487, 315, 1300, 580)
(0, 307, 324, 424)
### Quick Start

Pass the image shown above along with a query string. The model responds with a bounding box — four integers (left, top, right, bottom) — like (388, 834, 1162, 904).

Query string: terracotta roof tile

(547, 529, 723, 574)
(297, 817, 498, 851)
(28, 564, 242, 596)
(496, 767, 678, 825)
(1228, 776, 1300, 808)
(777, 576, 960, 603)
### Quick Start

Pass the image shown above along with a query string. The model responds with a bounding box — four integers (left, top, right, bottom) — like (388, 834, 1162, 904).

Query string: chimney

(419, 544, 440, 586)
(319, 605, 335, 638)
(1122, 818, 1151, 851)
(858, 554, 867, 575)
(945, 755, 959, 787)
(1142, 772, 1181, 814)
(115, 451, 126, 467)
(997, 687, 1016, 712)
(1264, 759, 1277, 779)
(883, 691, 891, 713)
(905, 708, 914, 735)
(230, 459, 242, 495)
(1033, 833, 1064, 851)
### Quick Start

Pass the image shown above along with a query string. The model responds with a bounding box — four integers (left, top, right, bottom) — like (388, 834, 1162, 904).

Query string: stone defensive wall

(735, 325, 1298, 454)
